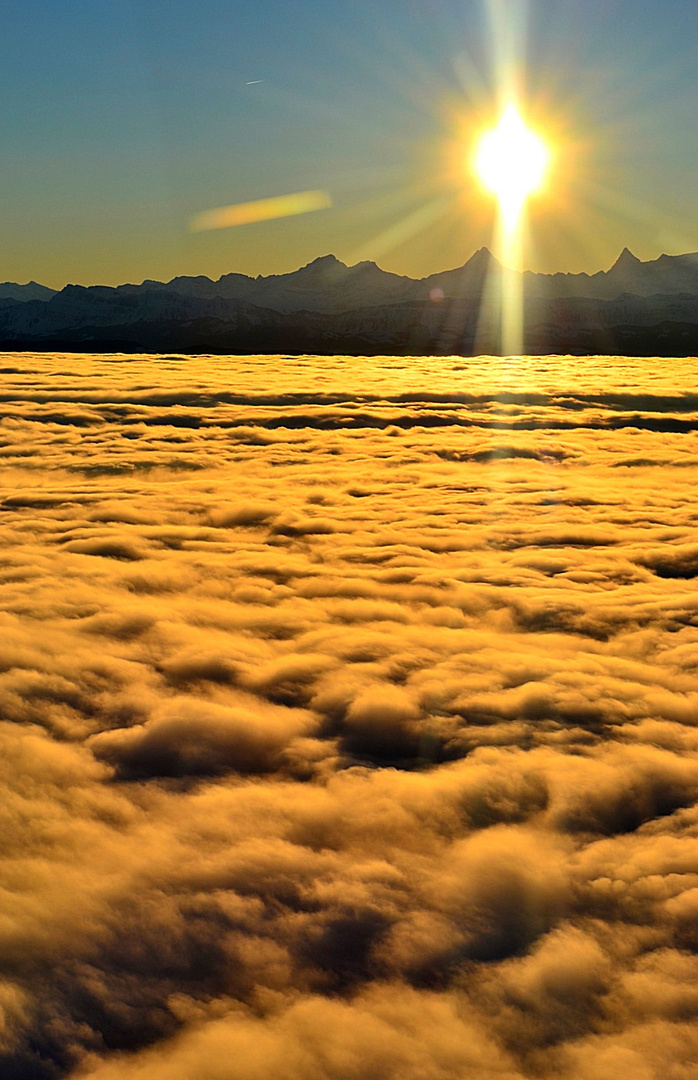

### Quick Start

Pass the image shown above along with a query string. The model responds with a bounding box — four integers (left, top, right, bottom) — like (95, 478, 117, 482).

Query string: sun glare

(475, 104, 550, 227)
(472, 103, 551, 355)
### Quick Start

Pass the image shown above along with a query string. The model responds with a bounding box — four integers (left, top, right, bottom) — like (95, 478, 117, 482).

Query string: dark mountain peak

(654, 251, 698, 267)
(218, 270, 253, 283)
(0, 280, 57, 302)
(456, 247, 501, 276)
(299, 254, 346, 273)
(421, 247, 501, 292)
(349, 260, 413, 285)
(253, 255, 345, 286)
(263, 254, 349, 288)
(465, 246, 495, 268)
(611, 247, 642, 272)
(169, 274, 214, 285)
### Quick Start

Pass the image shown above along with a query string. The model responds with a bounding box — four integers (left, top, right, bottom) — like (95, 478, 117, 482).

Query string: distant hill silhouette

(1, 248, 697, 355)
(0, 281, 56, 303)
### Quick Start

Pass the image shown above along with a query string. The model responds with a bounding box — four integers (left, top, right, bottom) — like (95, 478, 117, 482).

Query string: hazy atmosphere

(1, 351, 698, 1078)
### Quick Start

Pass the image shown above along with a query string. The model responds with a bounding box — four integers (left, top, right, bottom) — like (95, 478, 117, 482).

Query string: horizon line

(4, 245, 697, 294)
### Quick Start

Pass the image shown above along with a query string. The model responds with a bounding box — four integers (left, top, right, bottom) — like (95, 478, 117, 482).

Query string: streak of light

(480, 0, 541, 354)
(189, 190, 332, 233)
(348, 196, 450, 265)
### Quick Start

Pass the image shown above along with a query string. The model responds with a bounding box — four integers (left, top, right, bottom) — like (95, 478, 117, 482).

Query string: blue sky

(3, 0, 697, 286)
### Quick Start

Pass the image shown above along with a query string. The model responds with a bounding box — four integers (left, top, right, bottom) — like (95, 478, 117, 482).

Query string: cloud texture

(0, 351, 697, 1079)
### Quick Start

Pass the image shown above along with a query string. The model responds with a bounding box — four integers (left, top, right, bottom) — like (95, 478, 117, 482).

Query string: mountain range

(1, 247, 697, 355)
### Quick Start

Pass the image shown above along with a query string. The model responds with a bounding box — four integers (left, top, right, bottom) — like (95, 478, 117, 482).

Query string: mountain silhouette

(1, 248, 697, 355)
(0, 280, 57, 303)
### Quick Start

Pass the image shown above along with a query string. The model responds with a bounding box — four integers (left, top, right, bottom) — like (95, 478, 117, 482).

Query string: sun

(475, 104, 550, 228)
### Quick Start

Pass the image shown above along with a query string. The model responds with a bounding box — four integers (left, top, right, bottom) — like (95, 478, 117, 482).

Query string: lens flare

(190, 190, 332, 233)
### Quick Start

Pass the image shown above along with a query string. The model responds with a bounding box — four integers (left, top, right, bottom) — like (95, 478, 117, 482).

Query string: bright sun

(475, 104, 550, 227)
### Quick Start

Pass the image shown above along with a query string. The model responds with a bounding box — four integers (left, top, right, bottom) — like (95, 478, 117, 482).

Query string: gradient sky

(3, 0, 698, 287)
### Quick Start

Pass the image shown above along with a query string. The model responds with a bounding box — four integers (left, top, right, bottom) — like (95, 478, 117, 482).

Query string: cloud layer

(0, 351, 697, 1079)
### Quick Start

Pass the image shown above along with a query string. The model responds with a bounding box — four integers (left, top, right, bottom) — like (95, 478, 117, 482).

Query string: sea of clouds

(0, 351, 697, 1079)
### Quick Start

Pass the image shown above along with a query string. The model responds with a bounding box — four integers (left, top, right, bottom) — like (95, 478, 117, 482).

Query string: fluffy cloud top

(0, 351, 697, 1079)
